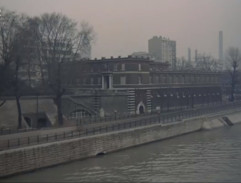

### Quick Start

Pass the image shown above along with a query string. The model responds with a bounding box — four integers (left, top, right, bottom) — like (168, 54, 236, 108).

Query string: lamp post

(36, 91, 39, 128)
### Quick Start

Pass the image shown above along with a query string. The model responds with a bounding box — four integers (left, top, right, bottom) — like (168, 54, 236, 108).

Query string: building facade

(60, 56, 222, 119)
(148, 36, 176, 67)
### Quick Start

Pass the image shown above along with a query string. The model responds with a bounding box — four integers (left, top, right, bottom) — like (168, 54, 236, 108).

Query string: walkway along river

(1, 102, 240, 151)
(0, 103, 241, 179)
(4, 122, 241, 182)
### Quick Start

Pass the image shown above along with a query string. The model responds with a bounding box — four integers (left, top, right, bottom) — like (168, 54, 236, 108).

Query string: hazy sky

(1, 0, 241, 59)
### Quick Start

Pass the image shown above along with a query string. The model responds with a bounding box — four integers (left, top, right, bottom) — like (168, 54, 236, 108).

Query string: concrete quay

(0, 108, 241, 178)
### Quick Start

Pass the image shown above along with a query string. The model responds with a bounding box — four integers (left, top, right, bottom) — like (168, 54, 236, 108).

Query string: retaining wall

(1, 110, 241, 178)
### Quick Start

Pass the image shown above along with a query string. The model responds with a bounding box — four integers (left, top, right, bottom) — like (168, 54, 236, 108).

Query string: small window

(114, 64, 118, 71)
(121, 63, 125, 71)
(90, 78, 94, 85)
(138, 64, 141, 71)
(138, 76, 142, 84)
(120, 76, 126, 85)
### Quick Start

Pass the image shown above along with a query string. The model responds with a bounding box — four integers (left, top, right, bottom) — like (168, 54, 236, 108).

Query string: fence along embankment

(1, 105, 241, 178)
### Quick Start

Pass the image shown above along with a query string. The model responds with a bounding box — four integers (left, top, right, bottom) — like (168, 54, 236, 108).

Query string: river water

(4, 124, 241, 182)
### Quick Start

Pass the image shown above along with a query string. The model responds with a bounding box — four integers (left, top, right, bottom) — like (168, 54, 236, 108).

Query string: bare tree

(11, 15, 33, 129)
(75, 22, 95, 60)
(30, 13, 95, 126)
(0, 63, 8, 107)
(195, 54, 221, 72)
(0, 8, 28, 128)
(175, 57, 194, 71)
(226, 47, 241, 102)
(0, 8, 19, 103)
(0, 8, 19, 66)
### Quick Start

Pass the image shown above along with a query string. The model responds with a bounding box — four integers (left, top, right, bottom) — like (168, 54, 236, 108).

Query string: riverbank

(0, 108, 241, 178)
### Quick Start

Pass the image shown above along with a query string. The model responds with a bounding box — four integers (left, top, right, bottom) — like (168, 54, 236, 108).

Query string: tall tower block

(219, 31, 223, 61)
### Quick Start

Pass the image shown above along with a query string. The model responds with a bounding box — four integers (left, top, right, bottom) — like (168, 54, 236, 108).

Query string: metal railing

(0, 101, 237, 136)
(76, 101, 240, 126)
(0, 128, 38, 136)
(1, 101, 241, 151)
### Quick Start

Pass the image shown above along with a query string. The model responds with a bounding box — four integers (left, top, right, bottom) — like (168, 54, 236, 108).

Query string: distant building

(148, 36, 176, 67)
(60, 56, 222, 118)
(131, 51, 152, 59)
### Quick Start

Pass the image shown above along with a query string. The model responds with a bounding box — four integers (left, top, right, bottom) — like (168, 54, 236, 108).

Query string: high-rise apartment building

(219, 31, 224, 70)
(148, 36, 176, 67)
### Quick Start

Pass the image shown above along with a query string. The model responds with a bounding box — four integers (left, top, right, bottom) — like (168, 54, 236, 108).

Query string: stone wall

(0, 97, 57, 129)
(100, 95, 128, 116)
(1, 110, 241, 178)
(0, 118, 203, 178)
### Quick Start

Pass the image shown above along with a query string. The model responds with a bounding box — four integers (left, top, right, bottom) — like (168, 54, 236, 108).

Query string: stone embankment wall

(0, 97, 57, 129)
(0, 110, 241, 178)
(201, 109, 241, 130)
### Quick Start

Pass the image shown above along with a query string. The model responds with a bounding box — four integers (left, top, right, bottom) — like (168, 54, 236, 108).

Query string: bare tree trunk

(230, 74, 235, 102)
(16, 95, 22, 129)
(38, 56, 46, 87)
(56, 94, 63, 126)
(227, 47, 241, 102)
(27, 61, 32, 88)
(55, 62, 64, 126)
(230, 63, 237, 102)
(15, 58, 23, 129)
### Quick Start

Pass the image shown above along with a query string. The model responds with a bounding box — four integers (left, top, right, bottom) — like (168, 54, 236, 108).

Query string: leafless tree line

(176, 48, 241, 102)
(175, 54, 222, 72)
(226, 47, 241, 101)
(0, 7, 95, 128)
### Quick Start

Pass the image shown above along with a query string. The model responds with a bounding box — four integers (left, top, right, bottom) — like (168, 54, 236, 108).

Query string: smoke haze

(1, 0, 241, 59)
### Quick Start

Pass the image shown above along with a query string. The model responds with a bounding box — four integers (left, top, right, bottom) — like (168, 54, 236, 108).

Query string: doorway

(102, 75, 112, 89)
(104, 76, 110, 89)
(136, 101, 146, 114)
(139, 106, 144, 114)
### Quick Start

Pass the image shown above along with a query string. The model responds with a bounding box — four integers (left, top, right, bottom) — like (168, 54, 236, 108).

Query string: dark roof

(77, 55, 153, 63)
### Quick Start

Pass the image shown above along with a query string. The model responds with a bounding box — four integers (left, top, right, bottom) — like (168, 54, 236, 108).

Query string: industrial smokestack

(188, 48, 191, 62)
(219, 31, 223, 61)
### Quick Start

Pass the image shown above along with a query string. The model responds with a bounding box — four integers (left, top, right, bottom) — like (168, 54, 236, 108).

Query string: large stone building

(60, 56, 222, 119)
(1, 56, 222, 129)
(148, 36, 176, 67)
